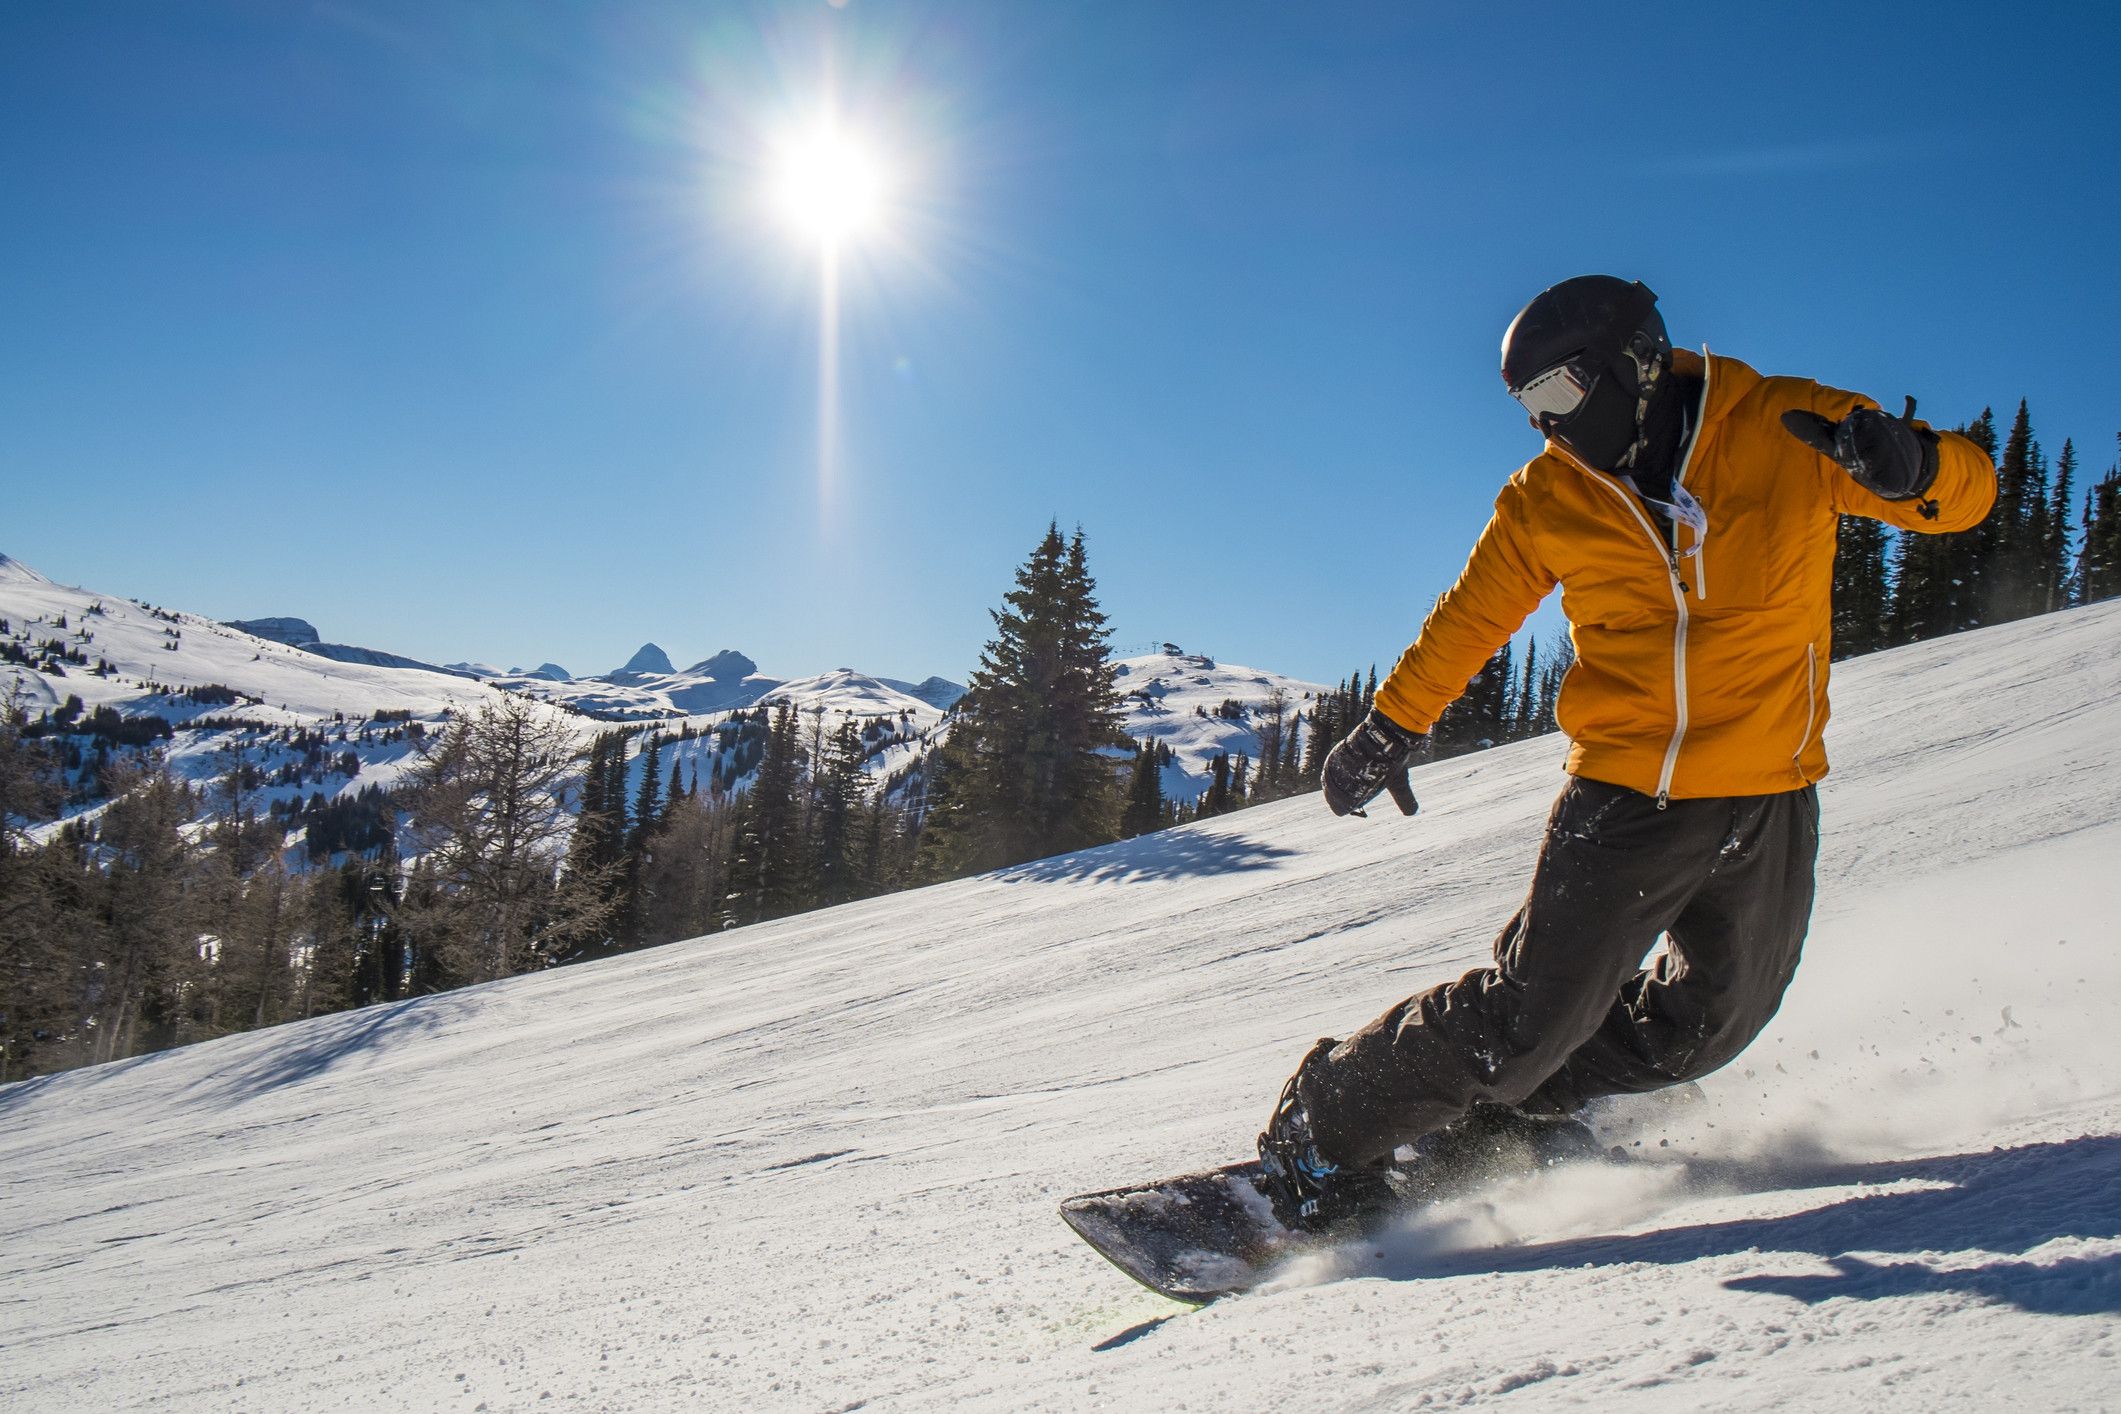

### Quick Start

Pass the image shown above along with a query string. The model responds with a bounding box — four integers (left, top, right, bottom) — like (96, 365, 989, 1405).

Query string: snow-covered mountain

(2, 554, 1323, 838)
(1, 554, 508, 727)
(1110, 648, 1328, 803)
(453, 639, 972, 726)
(6, 592, 2119, 1408)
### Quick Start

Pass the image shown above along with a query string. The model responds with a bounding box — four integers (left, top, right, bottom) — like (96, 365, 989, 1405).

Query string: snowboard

(1059, 1160, 1317, 1303)
(1060, 1107, 1620, 1304)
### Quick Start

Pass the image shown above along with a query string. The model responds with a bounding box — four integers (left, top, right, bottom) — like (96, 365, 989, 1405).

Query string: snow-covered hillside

(1, 554, 551, 830)
(6, 600, 2119, 1409)
(1111, 648, 1329, 804)
(0, 553, 503, 726)
(0, 557, 962, 830)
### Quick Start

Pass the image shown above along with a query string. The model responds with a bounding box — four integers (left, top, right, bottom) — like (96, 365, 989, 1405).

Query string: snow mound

(6, 601, 2121, 1408)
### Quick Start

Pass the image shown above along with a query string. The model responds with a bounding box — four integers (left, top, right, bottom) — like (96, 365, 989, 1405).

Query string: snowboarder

(1258, 275, 1998, 1231)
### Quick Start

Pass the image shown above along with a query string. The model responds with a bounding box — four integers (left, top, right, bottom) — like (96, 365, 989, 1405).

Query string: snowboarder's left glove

(1322, 709, 1421, 818)
(1780, 396, 1940, 503)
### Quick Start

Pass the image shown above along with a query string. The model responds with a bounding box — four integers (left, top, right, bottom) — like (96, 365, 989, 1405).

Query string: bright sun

(774, 124, 886, 247)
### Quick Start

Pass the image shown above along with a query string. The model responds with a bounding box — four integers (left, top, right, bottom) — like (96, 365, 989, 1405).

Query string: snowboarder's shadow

(1369, 1134, 2121, 1317)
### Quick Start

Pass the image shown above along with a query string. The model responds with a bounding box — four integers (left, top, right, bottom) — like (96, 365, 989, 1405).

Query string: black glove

(1780, 396, 1940, 502)
(1321, 709, 1421, 818)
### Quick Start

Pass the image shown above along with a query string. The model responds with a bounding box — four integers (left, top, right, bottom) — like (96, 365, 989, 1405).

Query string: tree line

(1834, 404, 2121, 655)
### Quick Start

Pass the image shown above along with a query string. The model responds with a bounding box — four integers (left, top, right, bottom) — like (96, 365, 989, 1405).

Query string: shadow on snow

(1368, 1134, 2121, 1318)
(998, 828, 1295, 886)
(189, 995, 470, 1104)
(0, 993, 474, 1116)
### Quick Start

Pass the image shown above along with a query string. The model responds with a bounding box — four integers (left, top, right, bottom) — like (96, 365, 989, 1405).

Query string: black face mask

(1545, 361, 1645, 473)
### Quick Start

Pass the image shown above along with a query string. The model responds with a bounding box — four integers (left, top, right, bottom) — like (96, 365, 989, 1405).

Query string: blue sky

(4, 1, 2117, 684)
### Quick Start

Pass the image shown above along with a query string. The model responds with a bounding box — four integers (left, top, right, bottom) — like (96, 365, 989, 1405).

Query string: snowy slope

(6, 603, 2121, 1410)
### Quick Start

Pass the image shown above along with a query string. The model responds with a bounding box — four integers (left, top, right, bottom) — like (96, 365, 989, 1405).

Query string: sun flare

(774, 124, 887, 248)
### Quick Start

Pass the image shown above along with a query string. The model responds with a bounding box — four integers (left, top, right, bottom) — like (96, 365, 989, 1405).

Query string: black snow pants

(1301, 776, 1820, 1169)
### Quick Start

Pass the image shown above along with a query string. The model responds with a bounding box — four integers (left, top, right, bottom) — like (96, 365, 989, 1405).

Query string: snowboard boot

(1392, 1102, 1605, 1202)
(1256, 1037, 1404, 1234)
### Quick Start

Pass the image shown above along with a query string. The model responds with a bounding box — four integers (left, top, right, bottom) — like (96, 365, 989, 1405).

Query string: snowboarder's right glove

(1780, 396, 1940, 503)
(1322, 709, 1421, 819)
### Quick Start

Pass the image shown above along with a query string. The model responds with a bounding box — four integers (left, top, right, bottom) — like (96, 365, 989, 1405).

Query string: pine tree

(630, 734, 663, 854)
(1512, 638, 1539, 740)
(1430, 645, 1512, 758)
(1119, 737, 1166, 838)
(2046, 439, 2077, 611)
(1201, 753, 1231, 817)
(1279, 708, 1302, 783)
(809, 719, 868, 907)
(1252, 687, 1289, 803)
(1831, 515, 1891, 659)
(2081, 441, 2121, 604)
(1891, 408, 1994, 644)
(724, 702, 808, 925)
(926, 525, 1126, 874)
(1300, 695, 1335, 786)
(908, 732, 969, 884)
(1980, 401, 2048, 624)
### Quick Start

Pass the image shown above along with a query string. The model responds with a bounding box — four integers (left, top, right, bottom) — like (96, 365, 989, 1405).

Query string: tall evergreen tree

(1831, 515, 1892, 659)
(1512, 638, 1540, 740)
(629, 734, 663, 853)
(2081, 443, 2121, 604)
(1980, 400, 2049, 624)
(809, 719, 868, 907)
(2046, 438, 2077, 611)
(926, 524, 1126, 874)
(1119, 737, 1166, 838)
(1279, 706, 1303, 783)
(724, 702, 808, 926)
(1251, 688, 1287, 802)
(1200, 753, 1232, 817)
(1891, 408, 1994, 644)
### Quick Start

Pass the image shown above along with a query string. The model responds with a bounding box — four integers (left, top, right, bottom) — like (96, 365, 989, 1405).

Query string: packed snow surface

(6, 604, 2121, 1409)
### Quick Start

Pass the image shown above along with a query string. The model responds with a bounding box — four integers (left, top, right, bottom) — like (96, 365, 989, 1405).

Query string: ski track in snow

(5, 604, 2121, 1410)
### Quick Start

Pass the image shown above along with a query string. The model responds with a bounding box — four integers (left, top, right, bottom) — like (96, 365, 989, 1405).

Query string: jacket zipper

(1793, 642, 1818, 774)
(1556, 352, 1714, 807)
(1577, 476, 1693, 808)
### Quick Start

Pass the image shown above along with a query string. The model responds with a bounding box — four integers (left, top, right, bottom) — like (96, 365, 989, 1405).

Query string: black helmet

(1501, 276, 1671, 472)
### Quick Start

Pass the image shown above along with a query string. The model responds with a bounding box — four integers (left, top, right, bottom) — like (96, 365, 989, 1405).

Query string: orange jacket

(1374, 350, 1997, 800)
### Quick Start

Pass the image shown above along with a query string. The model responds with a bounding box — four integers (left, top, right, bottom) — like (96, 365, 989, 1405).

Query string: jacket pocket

(1791, 643, 1819, 770)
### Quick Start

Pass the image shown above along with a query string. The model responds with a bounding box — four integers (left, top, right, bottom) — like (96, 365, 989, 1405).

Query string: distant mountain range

(216, 615, 967, 724)
(2, 551, 1328, 841)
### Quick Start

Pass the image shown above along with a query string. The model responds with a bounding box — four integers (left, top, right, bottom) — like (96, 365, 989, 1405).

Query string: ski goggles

(1508, 359, 1598, 423)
